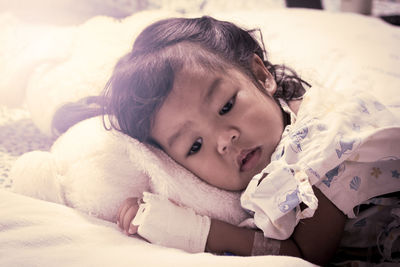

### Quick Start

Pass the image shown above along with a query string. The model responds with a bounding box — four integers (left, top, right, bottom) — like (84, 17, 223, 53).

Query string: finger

(122, 204, 139, 234)
(117, 198, 138, 230)
(122, 205, 139, 234)
(128, 223, 139, 235)
(116, 200, 126, 223)
(118, 201, 132, 229)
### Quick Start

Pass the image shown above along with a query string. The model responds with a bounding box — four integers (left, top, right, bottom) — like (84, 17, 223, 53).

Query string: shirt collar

(278, 98, 298, 125)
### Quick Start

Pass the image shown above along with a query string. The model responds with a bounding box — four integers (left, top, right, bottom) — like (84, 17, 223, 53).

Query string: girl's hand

(117, 197, 140, 235)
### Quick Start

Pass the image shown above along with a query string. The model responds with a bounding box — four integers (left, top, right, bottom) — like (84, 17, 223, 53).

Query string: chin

(232, 184, 248, 192)
(235, 175, 253, 191)
(260, 151, 272, 170)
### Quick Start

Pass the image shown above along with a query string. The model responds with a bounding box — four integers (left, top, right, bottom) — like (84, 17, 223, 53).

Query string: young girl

(98, 16, 400, 265)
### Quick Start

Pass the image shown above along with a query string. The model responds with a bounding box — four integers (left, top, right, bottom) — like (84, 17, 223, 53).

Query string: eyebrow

(167, 121, 192, 148)
(167, 78, 222, 148)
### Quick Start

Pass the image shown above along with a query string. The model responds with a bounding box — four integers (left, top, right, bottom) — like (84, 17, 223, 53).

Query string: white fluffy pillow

(8, 8, 400, 225)
(3, 9, 400, 134)
(11, 116, 249, 224)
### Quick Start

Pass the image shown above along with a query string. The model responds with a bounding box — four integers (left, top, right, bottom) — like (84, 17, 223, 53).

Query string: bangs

(104, 42, 232, 143)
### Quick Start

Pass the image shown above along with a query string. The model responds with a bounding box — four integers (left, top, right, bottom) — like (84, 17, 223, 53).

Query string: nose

(217, 128, 239, 154)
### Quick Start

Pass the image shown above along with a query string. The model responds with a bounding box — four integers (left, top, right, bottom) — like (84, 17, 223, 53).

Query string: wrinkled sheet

(0, 190, 315, 267)
(1, 6, 400, 267)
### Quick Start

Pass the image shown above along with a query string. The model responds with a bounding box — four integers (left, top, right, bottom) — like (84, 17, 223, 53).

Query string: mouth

(238, 147, 262, 172)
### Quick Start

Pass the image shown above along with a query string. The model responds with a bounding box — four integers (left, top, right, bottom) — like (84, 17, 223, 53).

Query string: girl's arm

(206, 187, 346, 266)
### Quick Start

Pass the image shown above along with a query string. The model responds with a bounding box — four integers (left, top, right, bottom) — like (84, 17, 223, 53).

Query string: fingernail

(128, 228, 134, 235)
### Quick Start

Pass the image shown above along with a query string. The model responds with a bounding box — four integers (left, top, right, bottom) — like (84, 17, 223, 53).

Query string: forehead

(150, 65, 242, 142)
(153, 66, 217, 121)
(162, 64, 246, 110)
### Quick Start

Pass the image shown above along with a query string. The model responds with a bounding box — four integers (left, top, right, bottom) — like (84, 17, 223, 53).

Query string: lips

(238, 147, 261, 172)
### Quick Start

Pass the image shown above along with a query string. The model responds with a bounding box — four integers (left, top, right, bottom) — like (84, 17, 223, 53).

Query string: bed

(1, 1, 400, 266)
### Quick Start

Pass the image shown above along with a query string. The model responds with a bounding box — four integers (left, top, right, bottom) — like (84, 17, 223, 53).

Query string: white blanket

(1, 6, 400, 267)
(0, 190, 315, 267)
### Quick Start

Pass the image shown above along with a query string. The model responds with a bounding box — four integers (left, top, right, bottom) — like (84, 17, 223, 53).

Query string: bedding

(0, 190, 314, 267)
(1, 4, 400, 267)
(0, 106, 52, 189)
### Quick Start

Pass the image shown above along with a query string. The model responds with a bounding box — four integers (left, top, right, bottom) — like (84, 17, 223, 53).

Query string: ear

(251, 54, 277, 96)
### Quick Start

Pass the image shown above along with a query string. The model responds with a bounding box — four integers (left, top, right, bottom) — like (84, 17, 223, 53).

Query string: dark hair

(103, 16, 310, 143)
(51, 96, 104, 136)
(52, 16, 309, 139)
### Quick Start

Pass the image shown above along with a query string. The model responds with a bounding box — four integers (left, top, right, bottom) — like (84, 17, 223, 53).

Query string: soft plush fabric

(10, 115, 249, 225)
(2, 9, 400, 135)
(0, 189, 315, 267)
(7, 6, 400, 225)
(0, 105, 52, 189)
(2, 6, 400, 267)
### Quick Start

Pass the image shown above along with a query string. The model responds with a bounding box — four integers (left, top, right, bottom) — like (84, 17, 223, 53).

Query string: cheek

(188, 156, 218, 179)
(186, 156, 232, 188)
(240, 105, 274, 133)
(243, 103, 283, 144)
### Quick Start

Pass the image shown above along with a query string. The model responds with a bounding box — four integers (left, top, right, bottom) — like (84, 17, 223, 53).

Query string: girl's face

(151, 57, 284, 191)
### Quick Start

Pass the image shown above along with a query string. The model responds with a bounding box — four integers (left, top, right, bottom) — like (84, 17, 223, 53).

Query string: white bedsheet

(0, 190, 315, 267)
(1, 6, 400, 267)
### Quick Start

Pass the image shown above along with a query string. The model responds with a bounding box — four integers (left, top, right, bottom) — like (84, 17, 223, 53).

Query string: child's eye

(187, 138, 202, 156)
(219, 95, 236, 115)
